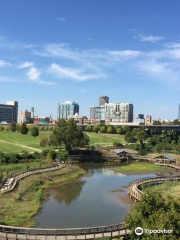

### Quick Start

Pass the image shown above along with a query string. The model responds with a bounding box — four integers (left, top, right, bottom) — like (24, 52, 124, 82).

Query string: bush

(113, 141, 123, 147)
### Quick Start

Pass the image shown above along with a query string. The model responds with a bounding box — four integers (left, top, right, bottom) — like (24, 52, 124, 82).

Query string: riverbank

(112, 162, 171, 174)
(0, 165, 86, 227)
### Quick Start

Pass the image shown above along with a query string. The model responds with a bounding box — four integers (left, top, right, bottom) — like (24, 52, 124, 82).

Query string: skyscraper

(99, 96, 109, 106)
(105, 102, 133, 124)
(57, 101, 79, 120)
(0, 101, 18, 123)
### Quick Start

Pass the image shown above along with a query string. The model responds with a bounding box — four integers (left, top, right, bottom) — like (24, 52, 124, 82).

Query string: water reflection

(34, 166, 159, 228)
(50, 181, 85, 205)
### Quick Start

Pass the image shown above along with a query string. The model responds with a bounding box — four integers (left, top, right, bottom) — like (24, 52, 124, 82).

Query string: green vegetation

(143, 181, 180, 199)
(0, 131, 50, 153)
(31, 126, 39, 137)
(0, 165, 85, 227)
(112, 162, 170, 173)
(87, 132, 125, 146)
(20, 123, 28, 135)
(126, 193, 180, 239)
(52, 119, 89, 150)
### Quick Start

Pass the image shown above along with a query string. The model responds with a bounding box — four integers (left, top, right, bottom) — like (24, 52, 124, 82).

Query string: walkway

(128, 174, 180, 201)
(0, 162, 65, 193)
(0, 223, 129, 240)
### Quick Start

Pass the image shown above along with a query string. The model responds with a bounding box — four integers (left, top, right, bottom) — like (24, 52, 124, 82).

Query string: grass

(86, 132, 126, 146)
(0, 165, 86, 227)
(0, 161, 49, 179)
(0, 131, 50, 153)
(0, 131, 126, 153)
(112, 162, 171, 173)
(144, 181, 180, 199)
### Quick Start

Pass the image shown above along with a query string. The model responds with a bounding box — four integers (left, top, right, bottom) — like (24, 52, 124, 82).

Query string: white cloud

(139, 34, 164, 43)
(27, 67, 41, 80)
(0, 60, 12, 67)
(163, 41, 180, 49)
(49, 63, 100, 82)
(19, 61, 34, 69)
(0, 76, 25, 82)
(107, 50, 142, 59)
(56, 17, 66, 21)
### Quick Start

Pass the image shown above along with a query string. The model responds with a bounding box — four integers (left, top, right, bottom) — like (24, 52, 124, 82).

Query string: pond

(34, 165, 163, 228)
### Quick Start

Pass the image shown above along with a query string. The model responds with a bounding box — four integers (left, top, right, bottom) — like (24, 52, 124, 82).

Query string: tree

(125, 131, 137, 143)
(93, 125, 99, 133)
(85, 124, 92, 132)
(153, 120, 161, 125)
(9, 121, 17, 132)
(31, 126, 39, 137)
(99, 125, 107, 133)
(58, 150, 69, 162)
(52, 119, 89, 151)
(106, 126, 115, 133)
(136, 128, 147, 150)
(52, 119, 67, 149)
(126, 193, 180, 240)
(116, 127, 123, 134)
(20, 123, 28, 135)
(40, 138, 47, 147)
(64, 119, 89, 151)
(0, 126, 5, 132)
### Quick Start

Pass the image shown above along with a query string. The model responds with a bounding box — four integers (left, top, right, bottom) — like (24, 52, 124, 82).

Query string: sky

(1, 0, 180, 120)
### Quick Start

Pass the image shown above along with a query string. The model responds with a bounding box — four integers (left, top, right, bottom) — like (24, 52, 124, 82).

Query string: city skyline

(1, 1, 180, 119)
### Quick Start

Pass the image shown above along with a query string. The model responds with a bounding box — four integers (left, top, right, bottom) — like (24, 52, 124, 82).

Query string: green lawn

(144, 181, 180, 199)
(0, 131, 49, 153)
(87, 132, 125, 146)
(112, 162, 171, 173)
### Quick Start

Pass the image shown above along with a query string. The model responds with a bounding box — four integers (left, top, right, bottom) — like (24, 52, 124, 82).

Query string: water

(34, 165, 159, 228)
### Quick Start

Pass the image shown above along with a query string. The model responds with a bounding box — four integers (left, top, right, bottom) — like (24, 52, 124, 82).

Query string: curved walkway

(128, 174, 180, 201)
(0, 162, 65, 193)
(0, 222, 129, 240)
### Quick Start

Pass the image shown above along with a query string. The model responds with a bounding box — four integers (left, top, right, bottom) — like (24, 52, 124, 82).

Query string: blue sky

(1, 0, 180, 120)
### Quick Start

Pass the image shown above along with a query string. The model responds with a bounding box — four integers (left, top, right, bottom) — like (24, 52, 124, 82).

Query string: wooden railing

(129, 175, 180, 201)
(0, 222, 129, 239)
(0, 162, 65, 194)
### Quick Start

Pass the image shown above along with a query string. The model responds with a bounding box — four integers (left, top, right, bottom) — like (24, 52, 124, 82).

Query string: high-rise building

(90, 105, 96, 119)
(57, 101, 79, 120)
(19, 110, 31, 123)
(145, 115, 152, 125)
(105, 102, 133, 124)
(31, 107, 34, 119)
(99, 96, 109, 106)
(0, 101, 18, 123)
(94, 106, 105, 120)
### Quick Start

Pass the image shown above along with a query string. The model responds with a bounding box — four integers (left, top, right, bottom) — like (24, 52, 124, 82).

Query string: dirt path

(0, 139, 41, 152)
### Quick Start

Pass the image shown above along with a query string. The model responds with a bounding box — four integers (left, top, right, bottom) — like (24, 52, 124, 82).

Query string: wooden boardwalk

(0, 162, 65, 193)
(0, 223, 129, 240)
(128, 174, 180, 201)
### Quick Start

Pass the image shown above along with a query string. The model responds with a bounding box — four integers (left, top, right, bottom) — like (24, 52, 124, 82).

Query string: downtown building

(105, 102, 133, 124)
(57, 101, 79, 120)
(90, 96, 133, 124)
(0, 101, 18, 123)
(90, 96, 109, 121)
